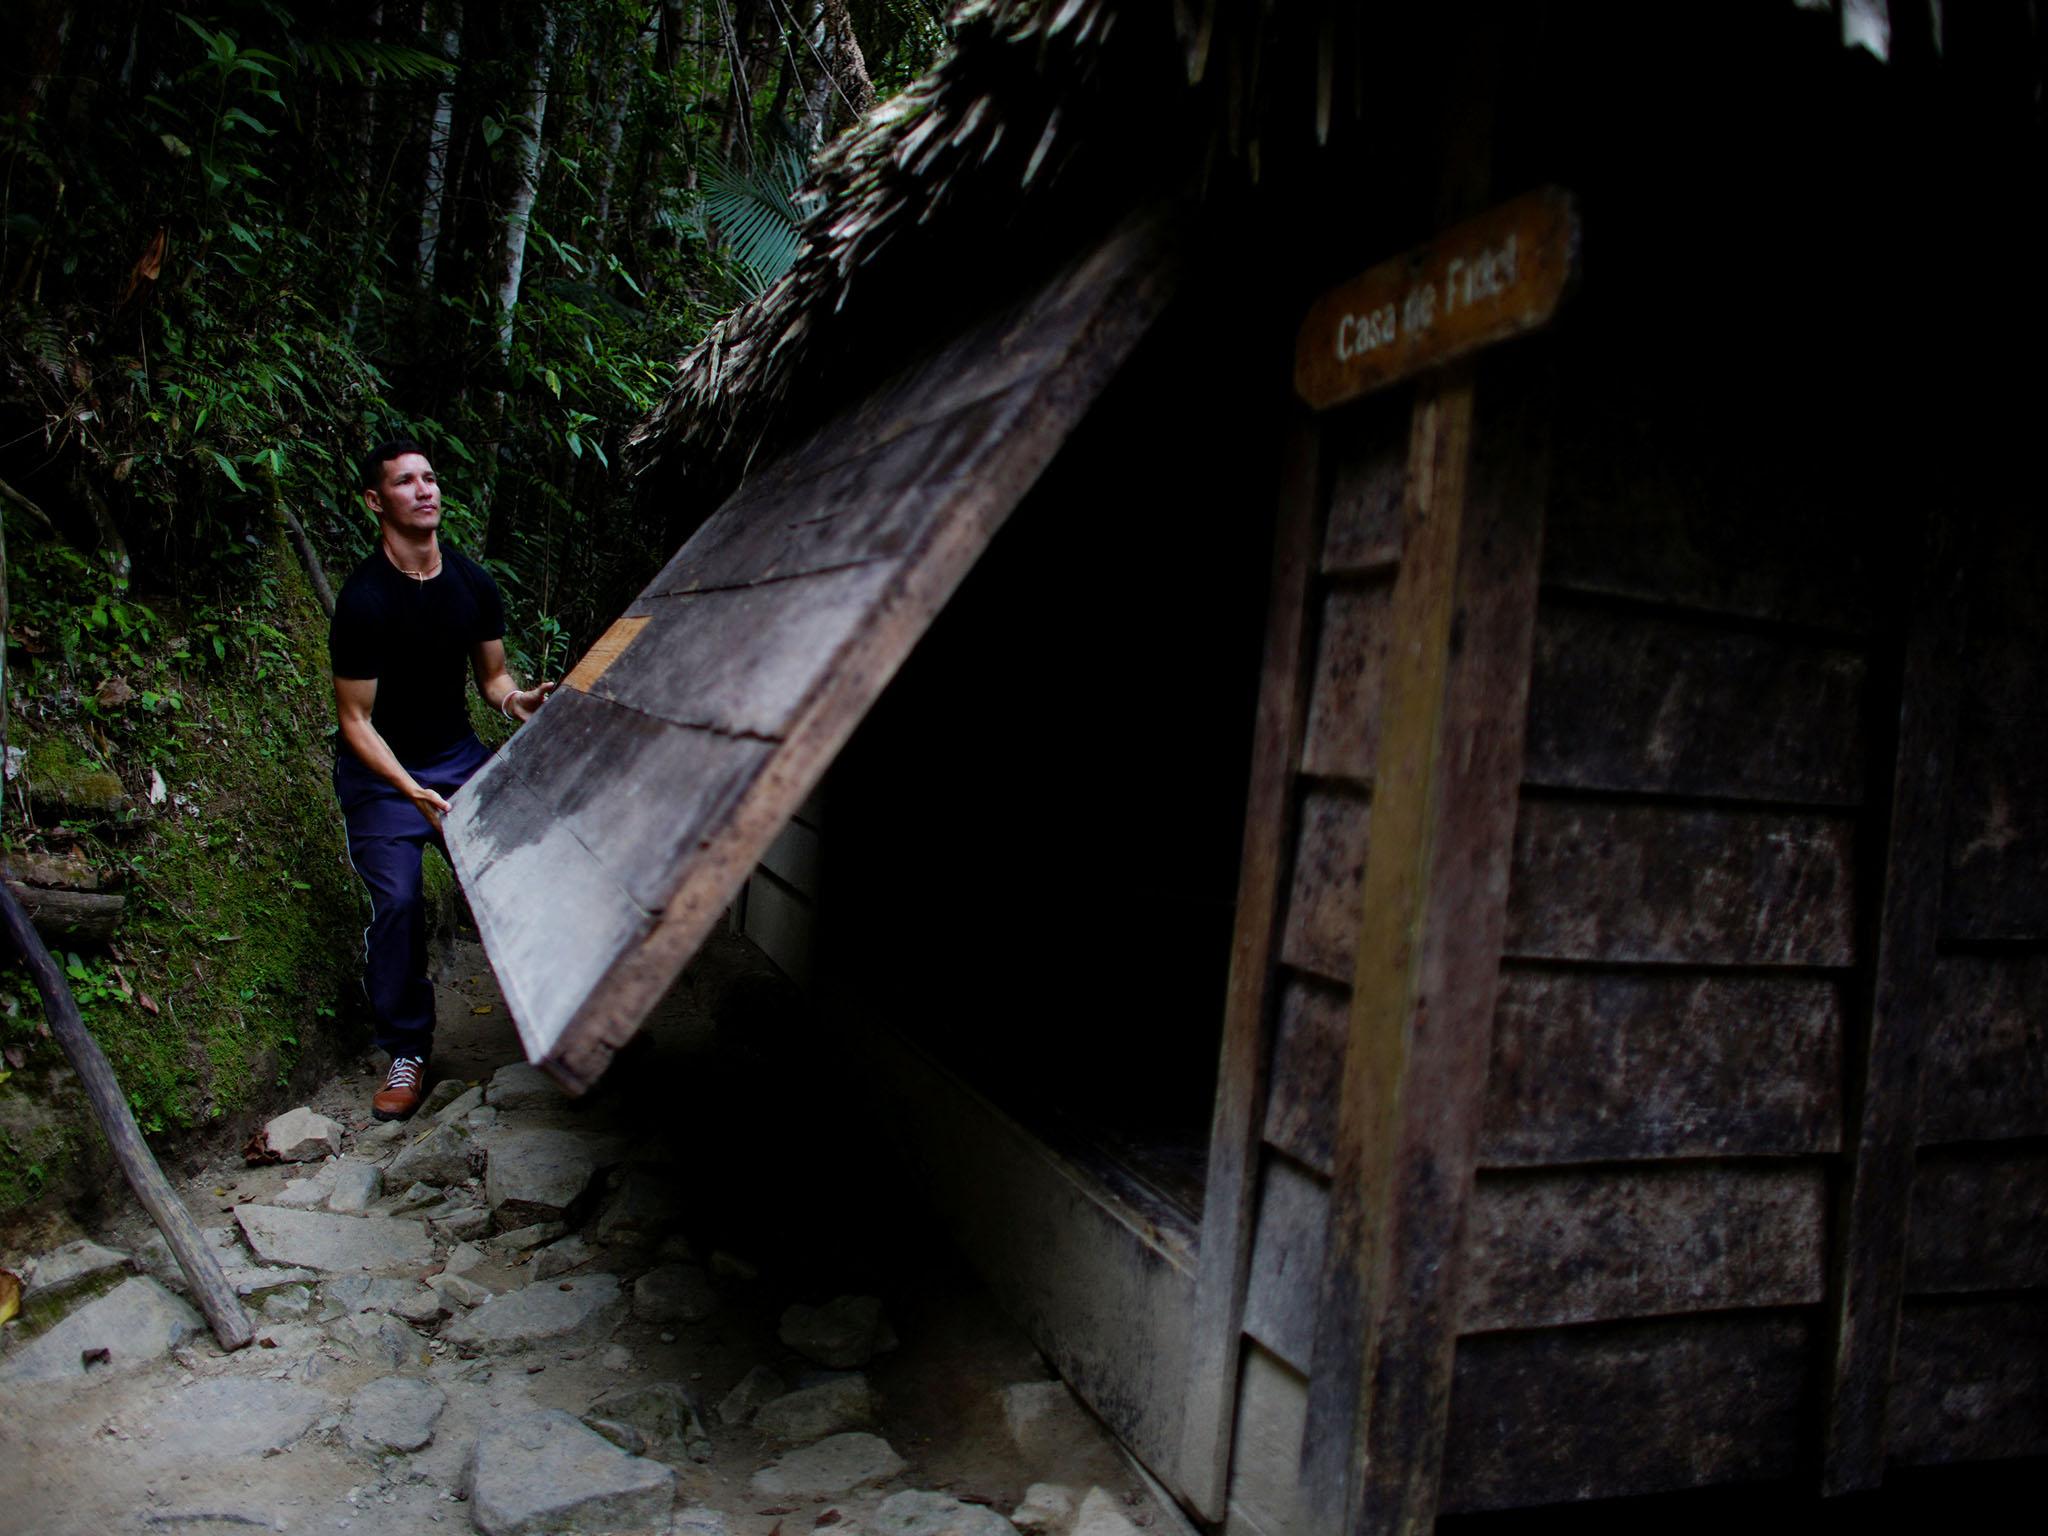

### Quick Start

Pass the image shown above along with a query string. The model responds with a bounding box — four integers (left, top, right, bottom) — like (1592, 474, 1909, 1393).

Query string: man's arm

(471, 638, 557, 724)
(334, 675, 452, 831)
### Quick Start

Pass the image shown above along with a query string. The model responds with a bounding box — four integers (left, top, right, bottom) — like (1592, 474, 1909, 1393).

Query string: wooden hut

(448, 2, 2047, 1530)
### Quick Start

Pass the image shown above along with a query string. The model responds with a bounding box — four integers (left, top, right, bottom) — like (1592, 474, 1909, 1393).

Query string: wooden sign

(1295, 187, 1578, 410)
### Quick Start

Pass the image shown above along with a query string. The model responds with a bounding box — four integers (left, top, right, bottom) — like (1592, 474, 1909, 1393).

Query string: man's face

(365, 452, 441, 534)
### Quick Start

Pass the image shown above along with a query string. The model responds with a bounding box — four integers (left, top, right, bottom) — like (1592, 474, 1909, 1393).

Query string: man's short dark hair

(359, 437, 428, 492)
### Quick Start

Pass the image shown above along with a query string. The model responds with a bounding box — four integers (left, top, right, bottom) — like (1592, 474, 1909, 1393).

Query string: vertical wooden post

(1177, 421, 1324, 1518)
(1300, 352, 1546, 1536)
(1821, 515, 1964, 1492)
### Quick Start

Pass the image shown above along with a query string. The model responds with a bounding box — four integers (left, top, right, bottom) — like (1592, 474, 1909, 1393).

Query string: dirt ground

(0, 930, 1176, 1536)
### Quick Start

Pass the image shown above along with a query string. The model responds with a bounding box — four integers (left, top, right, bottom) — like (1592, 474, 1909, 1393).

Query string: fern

(289, 38, 457, 86)
(700, 143, 817, 298)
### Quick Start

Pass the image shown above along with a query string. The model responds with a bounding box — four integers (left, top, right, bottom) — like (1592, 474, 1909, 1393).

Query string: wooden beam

(1301, 352, 1547, 1536)
(1821, 514, 1965, 1492)
(1176, 420, 1324, 1518)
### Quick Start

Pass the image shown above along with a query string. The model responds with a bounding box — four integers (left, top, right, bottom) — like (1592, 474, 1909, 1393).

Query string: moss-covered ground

(0, 520, 366, 1214)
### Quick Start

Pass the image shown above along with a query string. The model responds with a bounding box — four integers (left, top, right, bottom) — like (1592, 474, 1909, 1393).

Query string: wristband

(502, 689, 522, 722)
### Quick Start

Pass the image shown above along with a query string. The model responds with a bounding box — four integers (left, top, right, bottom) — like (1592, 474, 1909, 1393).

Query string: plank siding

(1524, 603, 1868, 804)
(1923, 955, 2048, 1143)
(1905, 1149, 2048, 1294)
(1300, 580, 1395, 785)
(449, 216, 1177, 1087)
(1503, 801, 1858, 968)
(1438, 1313, 1815, 1512)
(1888, 1297, 2048, 1465)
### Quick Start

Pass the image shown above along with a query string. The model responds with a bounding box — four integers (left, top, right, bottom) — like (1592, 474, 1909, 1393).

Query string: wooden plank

(1524, 602, 1869, 804)
(1223, 1346, 1313, 1536)
(1177, 421, 1323, 1518)
(1905, 1149, 2048, 1294)
(1294, 188, 1578, 410)
(1438, 1314, 1813, 1513)
(1276, 787, 1370, 982)
(757, 816, 822, 896)
(1821, 520, 1964, 1493)
(1462, 1165, 1828, 1331)
(1269, 969, 1845, 1174)
(1942, 706, 2048, 942)
(448, 215, 1178, 1088)
(1303, 350, 1548, 1535)
(1481, 969, 1845, 1164)
(561, 613, 649, 693)
(743, 868, 816, 987)
(1242, 1152, 1328, 1374)
(1321, 400, 1408, 574)
(1300, 578, 1394, 784)
(1245, 1157, 1825, 1359)
(863, 1021, 1201, 1505)
(1887, 1297, 2048, 1465)
(1503, 800, 1858, 967)
(1923, 955, 2048, 1142)
(445, 747, 654, 1065)
(1262, 975, 1348, 1175)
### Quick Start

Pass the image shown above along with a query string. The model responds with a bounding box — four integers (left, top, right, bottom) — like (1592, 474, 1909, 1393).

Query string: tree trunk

(493, 2, 555, 364)
(417, 1, 461, 287)
(798, 0, 874, 149)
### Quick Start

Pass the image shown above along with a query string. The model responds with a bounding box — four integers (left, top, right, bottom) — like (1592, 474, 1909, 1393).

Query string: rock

(750, 1432, 906, 1497)
(251, 1320, 324, 1356)
(466, 1408, 674, 1536)
(1001, 1381, 1093, 1464)
(137, 1226, 316, 1298)
(260, 1284, 314, 1322)
(591, 1167, 683, 1245)
(632, 1264, 718, 1325)
(0, 1277, 201, 1384)
(426, 1271, 495, 1310)
(487, 1221, 567, 1256)
(780, 1296, 891, 1369)
(141, 1379, 325, 1461)
(583, 1416, 648, 1456)
(388, 1181, 444, 1213)
(429, 1205, 490, 1243)
(441, 1273, 626, 1355)
(710, 1249, 759, 1281)
(674, 1508, 729, 1536)
(270, 1166, 338, 1209)
(1011, 1485, 1079, 1536)
(445, 1241, 487, 1276)
(485, 1062, 565, 1110)
(394, 1287, 450, 1325)
(326, 1160, 382, 1213)
(236, 1205, 432, 1274)
(331, 1309, 425, 1367)
(355, 1120, 407, 1154)
(583, 1380, 713, 1463)
(387, 1121, 478, 1187)
(432, 1083, 484, 1124)
(465, 1104, 502, 1132)
(719, 1364, 787, 1426)
(601, 1344, 636, 1373)
(319, 1275, 420, 1319)
(419, 1078, 471, 1119)
(259, 1106, 345, 1162)
(532, 1236, 592, 1281)
(874, 1491, 1020, 1536)
(755, 1375, 876, 1442)
(656, 1234, 696, 1265)
(485, 1129, 597, 1230)
(1070, 1489, 1141, 1536)
(348, 1376, 447, 1452)
(21, 1238, 130, 1301)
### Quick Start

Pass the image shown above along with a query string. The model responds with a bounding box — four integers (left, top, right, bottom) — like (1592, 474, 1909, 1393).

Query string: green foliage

(701, 143, 817, 295)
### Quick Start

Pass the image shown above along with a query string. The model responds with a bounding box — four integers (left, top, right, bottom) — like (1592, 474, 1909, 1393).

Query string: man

(330, 438, 554, 1119)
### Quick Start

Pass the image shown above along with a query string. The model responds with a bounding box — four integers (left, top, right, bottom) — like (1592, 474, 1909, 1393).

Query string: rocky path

(0, 936, 1173, 1536)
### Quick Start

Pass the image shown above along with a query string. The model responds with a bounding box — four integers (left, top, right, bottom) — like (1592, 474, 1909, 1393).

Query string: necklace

(386, 546, 442, 582)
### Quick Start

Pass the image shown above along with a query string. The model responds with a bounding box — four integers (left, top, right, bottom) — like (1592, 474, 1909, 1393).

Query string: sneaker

(372, 1054, 428, 1121)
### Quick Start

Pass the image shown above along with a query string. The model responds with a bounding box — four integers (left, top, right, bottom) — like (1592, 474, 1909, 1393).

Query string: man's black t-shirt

(329, 545, 505, 764)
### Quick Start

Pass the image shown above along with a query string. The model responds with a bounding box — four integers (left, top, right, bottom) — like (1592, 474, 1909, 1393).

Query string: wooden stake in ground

(0, 883, 253, 1352)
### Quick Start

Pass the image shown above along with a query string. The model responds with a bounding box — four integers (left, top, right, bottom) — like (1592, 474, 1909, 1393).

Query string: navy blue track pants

(334, 734, 491, 1060)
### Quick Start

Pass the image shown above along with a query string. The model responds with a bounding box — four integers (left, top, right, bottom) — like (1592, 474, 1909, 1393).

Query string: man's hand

(408, 782, 453, 833)
(501, 679, 559, 724)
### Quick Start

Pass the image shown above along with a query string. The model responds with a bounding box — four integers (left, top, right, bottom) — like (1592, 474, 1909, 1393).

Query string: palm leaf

(700, 144, 817, 297)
